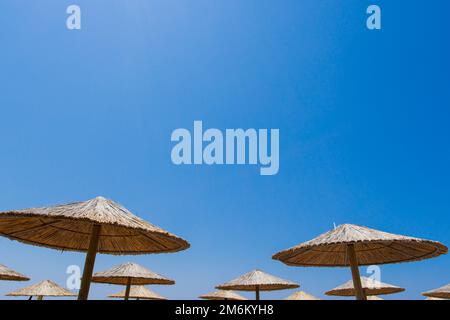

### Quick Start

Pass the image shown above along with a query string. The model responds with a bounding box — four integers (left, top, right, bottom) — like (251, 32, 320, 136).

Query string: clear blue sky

(0, 0, 449, 300)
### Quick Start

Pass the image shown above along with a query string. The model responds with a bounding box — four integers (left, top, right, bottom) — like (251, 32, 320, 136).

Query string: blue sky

(0, 0, 449, 300)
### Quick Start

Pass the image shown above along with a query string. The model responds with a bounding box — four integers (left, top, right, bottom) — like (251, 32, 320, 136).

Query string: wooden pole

(78, 224, 101, 300)
(124, 278, 132, 301)
(346, 244, 367, 300)
(255, 286, 260, 300)
(37, 295, 43, 300)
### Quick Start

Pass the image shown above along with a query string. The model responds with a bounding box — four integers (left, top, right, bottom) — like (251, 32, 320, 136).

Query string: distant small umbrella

(109, 285, 167, 300)
(199, 290, 248, 301)
(325, 277, 404, 297)
(7, 280, 75, 300)
(0, 264, 29, 282)
(273, 224, 447, 300)
(0, 197, 189, 300)
(284, 291, 321, 300)
(216, 269, 299, 300)
(93, 262, 174, 300)
(422, 284, 450, 299)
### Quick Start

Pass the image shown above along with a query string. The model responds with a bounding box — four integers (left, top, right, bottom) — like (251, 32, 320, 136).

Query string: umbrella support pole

(347, 244, 367, 300)
(78, 224, 101, 300)
(255, 286, 260, 301)
(124, 278, 132, 301)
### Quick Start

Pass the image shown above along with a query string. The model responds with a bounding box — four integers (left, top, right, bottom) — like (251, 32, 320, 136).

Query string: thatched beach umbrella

(6, 280, 75, 300)
(92, 262, 174, 300)
(284, 291, 321, 300)
(273, 224, 447, 300)
(366, 296, 384, 300)
(325, 277, 405, 297)
(0, 264, 29, 282)
(216, 269, 299, 300)
(109, 285, 167, 300)
(200, 290, 248, 301)
(0, 196, 190, 300)
(422, 284, 450, 299)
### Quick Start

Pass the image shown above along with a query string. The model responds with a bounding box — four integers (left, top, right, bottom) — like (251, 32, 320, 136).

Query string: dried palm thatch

(425, 297, 447, 300)
(109, 285, 167, 300)
(273, 224, 447, 301)
(217, 270, 299, 292)
(0, 196, 189, 254)
(216, 269, 299, 300)
(367, 296, 384, 300)
(0, 264, 29, 281)
(284, 291, 321, 300)
(422, 284, 450, 299)
(0, 196, 189, 300)
(93, 262, 174, 300)
(93, 262, 174, 285)
(325, 277, 405, 297)
(273, 224, 447, 267)
(199, 290, 248, 301)
(6, 280, 75, 299)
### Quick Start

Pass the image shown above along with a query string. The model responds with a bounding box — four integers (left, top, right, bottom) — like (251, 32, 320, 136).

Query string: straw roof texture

(0, 196, 189, 255)
(109, 285, 167, 300)
(273, 224, 447, 267)
(216, 270, 299, 292)
(284, 291, 321, 300)
(0, 264, 29, 281)
(92, 262, 174, 285)
(200, 290, 248, 301)
(422, 284, 450, 299)
(325, 277, 405, 296)
(7, 280, 75, 297)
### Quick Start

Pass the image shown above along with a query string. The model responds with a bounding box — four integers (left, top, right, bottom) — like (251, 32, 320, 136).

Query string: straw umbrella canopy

(272, 224, 447, 300)
(216, 269, 299, 300)
(0, 196, 190, 300)
(325, 277, 405, 297)
(366, 296, 384, 300)
(200, 290, 248, 301)
(6, 280, 75, 300)
(422, 284, 450, 299)
(92, 262, 174, 300)
(284, 291, 321, 300)
(0, 264, 29, 282)
(109, 285, 167, 300)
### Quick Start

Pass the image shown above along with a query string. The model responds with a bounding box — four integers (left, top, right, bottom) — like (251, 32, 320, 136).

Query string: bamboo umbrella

(422, 284, 450, 299)
(0, 264, 29, 282)
(216, 269, 299, 300)
(109, 285, 167, 300)
(272, 224, 447, 300)
(284, 291, 321, 300)
(6, 280, 75, 300)
(325, 277, 405, 297)
(200, 290, 248, 301)
(92, 262, 174, 300)
(0, 196, 190, 300)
